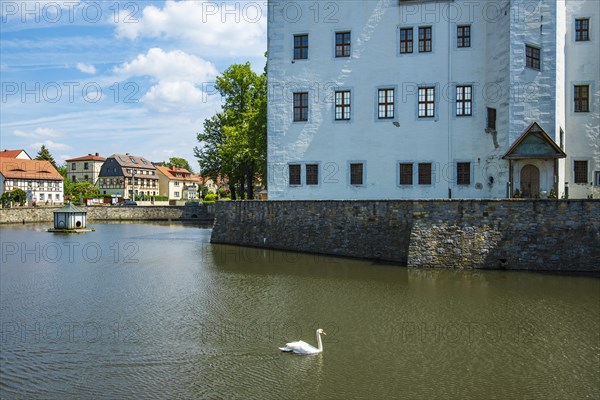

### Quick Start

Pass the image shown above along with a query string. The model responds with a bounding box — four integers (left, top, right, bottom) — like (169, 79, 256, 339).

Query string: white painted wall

(267, 0, 599, 199)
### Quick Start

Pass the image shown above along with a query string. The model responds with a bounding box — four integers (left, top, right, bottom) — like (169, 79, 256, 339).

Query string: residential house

(66, 153, 106, 184)
(0, 149, 32, 160)
(97, 154, 159, 199)
(0, 158, 64, 204)
(267, 0, 599, 199)
(156, 166, 199, 200)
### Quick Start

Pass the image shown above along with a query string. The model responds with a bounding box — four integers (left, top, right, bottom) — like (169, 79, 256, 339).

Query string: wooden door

(520, 165, 540, 197)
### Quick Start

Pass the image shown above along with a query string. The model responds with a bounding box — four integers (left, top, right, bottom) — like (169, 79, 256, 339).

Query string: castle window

(294, 34, 308, 59)
(526, 45, 540, 70)
(487, 107, 496, 130)
(419, 26, 432, 52)
(418, 87, 435, 118)
(575, 18, 590, 42)
(457, 25, 471, 48)
(350, 163, 364, 185)
(574, 161, 588, 184)
(335, 32, 351, 57)
(456, 85, 472, 116)
(293, 92, 308, 121)
(399, 163, 413, 185)
(457, 163, 471, 185)
(419, 163, 432, 185)
(306, 164, 319, 185)
(335, 91, 351, 120)
(574, 85, 589, 112)
(289, 164, 301, 186)
(378, 89, 395, 119)
(400, 28, 413, 53)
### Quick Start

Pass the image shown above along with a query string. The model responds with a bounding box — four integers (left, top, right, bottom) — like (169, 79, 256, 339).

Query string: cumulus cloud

(113, 1, 266, 56)
(76, 63, 97, 74)
(113, 48, 219, 113)
(29, 140, 72, 152)
(14, 127, 62, 138)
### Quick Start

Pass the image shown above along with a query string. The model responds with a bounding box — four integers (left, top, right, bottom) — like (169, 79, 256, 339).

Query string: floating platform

(48, 228, 95, 233)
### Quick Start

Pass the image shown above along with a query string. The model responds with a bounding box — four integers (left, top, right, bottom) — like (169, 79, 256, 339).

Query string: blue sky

(0, 0, 267, 169)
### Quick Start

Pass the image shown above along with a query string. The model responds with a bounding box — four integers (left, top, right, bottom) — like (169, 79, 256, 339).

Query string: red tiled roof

(66, 153, 106, 162)
(156, 165, 198, 182)
(0, 149, 29, 158)
(0, 158, 63, 181)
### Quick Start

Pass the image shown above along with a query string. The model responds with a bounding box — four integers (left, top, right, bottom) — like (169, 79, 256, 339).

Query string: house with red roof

(156, 165, 199, 200)
(0, 158, 64, 205)
(0, 149, 32, 160)
(65, 153, 106, 184)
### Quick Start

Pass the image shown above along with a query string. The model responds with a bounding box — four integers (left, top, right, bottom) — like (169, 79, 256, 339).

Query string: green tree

(158, 157, 194, 172)
(57, 163, 74, 197)
(71, 181, 99, 200)
(11, 188, 27, 206)
(34, 145, 57, 169)
(194, 60, 267, 200)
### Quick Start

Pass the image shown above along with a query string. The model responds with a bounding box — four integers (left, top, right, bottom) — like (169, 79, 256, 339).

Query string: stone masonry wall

(0, 205, 214, 225)
(211, 200, 600, 272)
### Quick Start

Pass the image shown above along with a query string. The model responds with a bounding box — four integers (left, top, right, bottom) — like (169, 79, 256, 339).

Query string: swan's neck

(316, 331, 323, 351)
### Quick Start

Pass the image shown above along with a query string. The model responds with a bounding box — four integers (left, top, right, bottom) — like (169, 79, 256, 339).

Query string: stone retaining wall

(210, 200, 600, 272)
(0, 205, 214, 224)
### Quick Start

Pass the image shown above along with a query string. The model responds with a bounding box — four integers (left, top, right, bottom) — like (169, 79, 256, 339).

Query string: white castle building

(266, 0, 599, 199)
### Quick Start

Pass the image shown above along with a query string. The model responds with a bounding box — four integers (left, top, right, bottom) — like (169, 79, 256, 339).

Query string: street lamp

(131, 170, 137, 201)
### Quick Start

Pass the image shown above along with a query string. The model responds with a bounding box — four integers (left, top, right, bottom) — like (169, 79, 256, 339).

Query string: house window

(456, 85, 472, 116)
(487, 107, 496, 130)
(289, 164, 301, 186)
(335, 91, 351, 120)
(574, 160, 588, 183)
(457, 25, 471, 48)
(595, 171, 600, 186)
(457, 162, 471, 185)
(575, 18, 590, 42)
(72, 176, 76, 183)
(71, 163, 76, 170)
(55, 194, 60, 200)
(39, 193, 44, 200)
(335, 32, 351, 57)
(294, 34, 308, 59)
(84, 162, 89, 170)
(526, 45, 540, 70)
(418, 87, 435, 118)
(574, 85, 590, 112)
(84, 175, 89, 181)
(306, 164, 319, 185)
(174, 192, 180, 198)
(399, 163, 413, 185)
(419, 26, 432, 52)
(418, 163, 432, 185)
(174, 181, 180, 186)
(293, 92, 309, 121)
(400, 28, 413, 53)
(378, 89, 394, 119)
(350, 163, 363, 185)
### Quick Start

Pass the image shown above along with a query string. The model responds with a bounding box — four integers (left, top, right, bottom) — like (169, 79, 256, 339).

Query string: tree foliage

(158, 157, 194, 172)
(34, 145, 57, 169)
(194, 60, 267, 200)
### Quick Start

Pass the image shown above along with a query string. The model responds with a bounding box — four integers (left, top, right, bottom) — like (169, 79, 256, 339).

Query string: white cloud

(29, 140, 72, 152)
(14, 127, 62, 138)
(76, 63, 97, 74)
(142, 80, 209, 112)
(113, 1, 266, 56)
(113, 48, 218, 83)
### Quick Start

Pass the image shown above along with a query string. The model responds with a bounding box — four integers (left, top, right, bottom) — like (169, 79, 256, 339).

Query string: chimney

(88, 154, 92, 156)
(95, 153, 99, 156)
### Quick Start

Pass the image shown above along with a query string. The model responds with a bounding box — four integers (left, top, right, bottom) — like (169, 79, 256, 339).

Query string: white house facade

(267, 0, 600, 199)
(0, 158, 64, 205)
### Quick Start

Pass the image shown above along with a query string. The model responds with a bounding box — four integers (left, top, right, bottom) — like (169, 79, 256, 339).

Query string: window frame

(456, 162, 471, 185)
(487, 107, 497, 130)
(288, 164, 302, 186)
(418, 163, 433, 185)
(418, 86, 435, 118)
(418, 26, 432, 53)
(377, 88, 395, 119)
(573, 160, 589, 184)
(305, 163, 319, 186)
(457, 25, 471, 48)
(293, 92, 309, 121)
(399, 163, 413, 185)
(335, 90, 352, 121)
(349, 162, 365, 186)
(574, 85, 590, 113)
(456, 85, 473, 116)
(525, 44, 541, 70)
(335, 31, 351, 58)
(575, 18, 590, 42)
(400, 27, 414, 54)
(293, 34, 309, 60)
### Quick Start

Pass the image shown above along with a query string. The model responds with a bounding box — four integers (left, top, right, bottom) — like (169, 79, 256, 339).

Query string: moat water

(1, 223, 598, 399)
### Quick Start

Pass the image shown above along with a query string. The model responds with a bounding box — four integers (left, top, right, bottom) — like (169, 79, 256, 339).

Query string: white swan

(279, 328, 326, 355)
